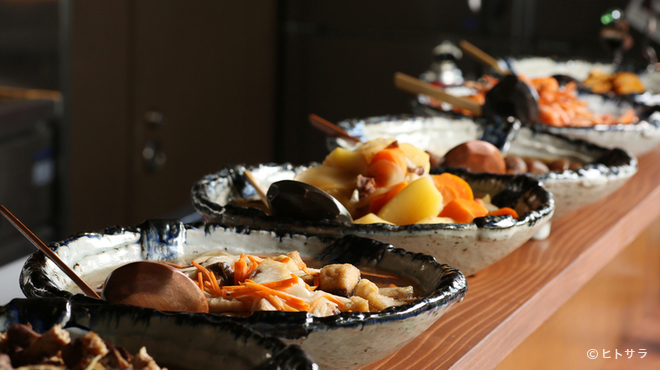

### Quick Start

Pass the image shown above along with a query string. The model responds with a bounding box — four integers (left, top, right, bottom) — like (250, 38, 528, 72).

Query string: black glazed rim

(1, 298, 317, 370)
(21, 221, 468, 340)
(330, 113, 638, 183)
(191, 163, 554, 232)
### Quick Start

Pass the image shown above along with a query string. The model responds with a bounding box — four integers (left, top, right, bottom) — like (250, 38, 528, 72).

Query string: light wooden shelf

(364, 144, 660, 370)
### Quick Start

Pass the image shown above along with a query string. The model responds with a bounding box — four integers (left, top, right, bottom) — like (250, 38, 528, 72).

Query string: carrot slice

(488, 207, 519, 218)
(368, 182, 407, 214)
(438, 198, 489, 223)
(234, 258, 248, 284)
(431, 173, 474, 204)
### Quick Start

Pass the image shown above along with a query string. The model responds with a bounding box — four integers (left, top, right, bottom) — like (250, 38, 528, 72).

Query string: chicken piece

(352, 279, 402, 311)
(379, 286, 415, 301)
(12, 324, 71, 367)
(208, 297, 249, 314)
(339, 296, 370, 313)
(80, 331, 108, 359)
(250, 259, 292, 284)
(319, 264, 361, 297)
(132, 347, 162, 370)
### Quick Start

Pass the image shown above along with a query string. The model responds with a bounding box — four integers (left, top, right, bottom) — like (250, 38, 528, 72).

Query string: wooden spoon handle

(0, 205, 101, 299)
(394, 72, 483, 116)
(459, 40, 508, 75)
(308, 114, 362, 145)
(243, 170, 269, 208)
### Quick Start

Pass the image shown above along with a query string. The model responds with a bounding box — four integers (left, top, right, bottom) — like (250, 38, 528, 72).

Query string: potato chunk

(319, 264, 361, 297)
(377, 176, 443, 225)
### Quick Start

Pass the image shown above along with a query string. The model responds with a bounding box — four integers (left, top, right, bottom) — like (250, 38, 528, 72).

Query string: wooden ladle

(0, 205, 208, 313)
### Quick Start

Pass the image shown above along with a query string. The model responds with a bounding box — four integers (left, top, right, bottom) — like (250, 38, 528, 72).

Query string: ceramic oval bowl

(412, 74, 660, 157)
(326, 114, 637, 221)
(1, 297, 316, 370)
(21, 221, 467, 370)
(191, 163, 554, 275)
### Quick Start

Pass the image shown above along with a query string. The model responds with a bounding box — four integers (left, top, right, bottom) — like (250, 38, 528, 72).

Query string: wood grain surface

(363, 144, 660, 370)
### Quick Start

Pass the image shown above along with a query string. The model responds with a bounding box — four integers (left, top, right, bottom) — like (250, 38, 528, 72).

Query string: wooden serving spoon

(1, 205, 208, 313)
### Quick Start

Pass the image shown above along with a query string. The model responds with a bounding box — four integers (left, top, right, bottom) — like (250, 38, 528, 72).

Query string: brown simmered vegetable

(504, 155, 527, 174)
(524, 159, 550, 174)
(547, 158, 570, 172)
(442, 140, 506, 174)
(1, 324, 164, 370)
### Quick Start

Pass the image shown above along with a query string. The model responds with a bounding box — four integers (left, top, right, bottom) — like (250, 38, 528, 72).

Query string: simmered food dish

(583, 69, 645, 95)
(427, 75, 639, 127)
(294, 139, 517, 225)
(170, 250, 417, 317)
(0, 323, 162, 370)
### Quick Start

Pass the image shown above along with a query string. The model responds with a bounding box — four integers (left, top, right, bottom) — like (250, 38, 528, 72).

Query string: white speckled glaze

(329, 114, 636, 221)
(21, 221, 466, 370)
(191, 164, 554, 276)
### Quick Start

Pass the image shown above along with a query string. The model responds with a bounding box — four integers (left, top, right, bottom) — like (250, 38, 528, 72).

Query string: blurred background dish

(21, 220, 467, 370)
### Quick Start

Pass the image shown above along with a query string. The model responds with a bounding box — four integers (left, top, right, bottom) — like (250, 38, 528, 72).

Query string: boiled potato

(377, 176, 443, 225)
(323, 147, 368, 175)
(399, 142, 431, 175)
(293, 166, 357, 211)
(416, 216, 455, 224)
(353, 213, 394, 225)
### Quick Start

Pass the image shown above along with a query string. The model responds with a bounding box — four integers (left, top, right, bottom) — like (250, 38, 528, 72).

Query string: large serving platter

(21, 220, 467, 370)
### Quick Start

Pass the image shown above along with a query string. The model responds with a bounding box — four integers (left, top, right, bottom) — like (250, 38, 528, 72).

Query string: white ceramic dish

(21, 221, 467, 370)
(191, 164, 554, 275)
(328, 114, 637, 221)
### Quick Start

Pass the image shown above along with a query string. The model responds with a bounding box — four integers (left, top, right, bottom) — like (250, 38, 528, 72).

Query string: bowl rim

(191, 163, 555, 233)
(21, 221, 469, 334)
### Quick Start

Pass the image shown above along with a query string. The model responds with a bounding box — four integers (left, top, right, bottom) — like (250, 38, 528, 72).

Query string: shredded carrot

(245, 261, 258, 278)
(306, 284, 318, 291)
(234, 258, 248, 284)
(323, 294, 345, 308)
(247, 255, 263, 264)
(255, 290, 285, 310)
(303, 267, 319, 276)
(192, 261, 212, 281)
(197, 272, 204, 291)
(209, 271, 221, 295)
(243, 280, 310, 311)
(295, 259, 307, 270)
(161, 261, 186, 269)
(278, 256, 291, 264)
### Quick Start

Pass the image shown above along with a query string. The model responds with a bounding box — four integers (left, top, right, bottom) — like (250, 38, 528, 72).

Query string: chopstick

(0, 205, 101, 299)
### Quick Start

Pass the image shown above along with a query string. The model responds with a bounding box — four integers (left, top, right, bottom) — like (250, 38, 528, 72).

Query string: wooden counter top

(364, 144, 660, 370)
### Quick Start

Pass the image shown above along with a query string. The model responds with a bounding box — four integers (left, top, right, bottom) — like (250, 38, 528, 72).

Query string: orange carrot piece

(245, 262, 258, 279)
(234, 258, 248, 284)
(431, 173, 474, 204)
(192, 261, 213, 282)
(488, 207, 519, 218)
(255, 291, 285, 310)
(368, 182, 407, 214)
(247, 255, 263, 264)
(209, 271, 221, 295)
(243, 280, 310, 311)
(277, 256, 291, 264)
(197, 272, 204, 291)
(303, 267, 319, 276)
(323, 294, 345, 308)
(438, 198, 489, 223)
(370, 144, 407, 171)
(161, 261, 186, 269)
